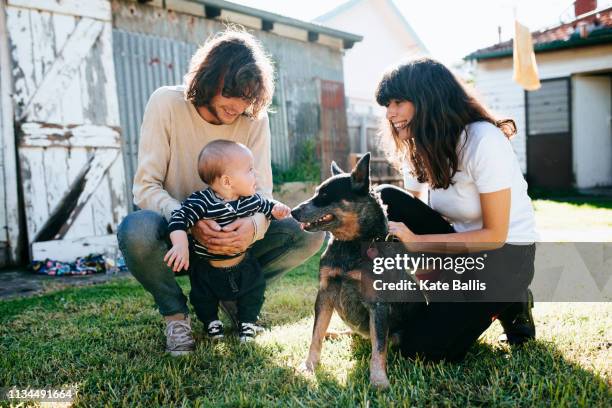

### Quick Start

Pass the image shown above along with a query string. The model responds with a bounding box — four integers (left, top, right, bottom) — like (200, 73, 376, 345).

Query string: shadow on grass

(333, 333, 611, 406)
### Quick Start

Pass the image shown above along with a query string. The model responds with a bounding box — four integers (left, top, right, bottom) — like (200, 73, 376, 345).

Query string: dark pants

(117, 210, 325, 317)
(378, 185, 536, 362)
(190, 253, 265, 324)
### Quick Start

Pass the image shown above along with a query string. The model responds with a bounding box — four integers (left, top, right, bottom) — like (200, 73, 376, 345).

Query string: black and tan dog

(290, 153, 417, 389)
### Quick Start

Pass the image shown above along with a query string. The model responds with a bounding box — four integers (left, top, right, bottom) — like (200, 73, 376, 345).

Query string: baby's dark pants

(189, 253, 265, 325)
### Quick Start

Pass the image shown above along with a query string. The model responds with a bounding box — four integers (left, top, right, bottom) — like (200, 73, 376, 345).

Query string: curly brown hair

(375, 58, 516, 190)
(184, 28, 274, 119)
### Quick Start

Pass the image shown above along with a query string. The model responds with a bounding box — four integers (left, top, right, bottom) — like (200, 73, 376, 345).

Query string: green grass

(1, 196, 611, 406)
(1, 252, 610, 407)
(533, 198, 612, 229)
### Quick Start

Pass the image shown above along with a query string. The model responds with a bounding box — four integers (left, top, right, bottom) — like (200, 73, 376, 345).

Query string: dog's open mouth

(301, 213, 334, 231)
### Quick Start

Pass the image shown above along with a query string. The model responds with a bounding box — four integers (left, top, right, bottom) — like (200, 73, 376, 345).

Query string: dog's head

(291, 153, 387, 240)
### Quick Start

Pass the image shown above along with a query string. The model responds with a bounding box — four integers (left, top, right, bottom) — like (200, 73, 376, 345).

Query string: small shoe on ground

(165, 316, 195, 356)
(498, 289, 536, 345)
(207, 320, 225, 340)
(253, 316, 266, 334)
(239, 322, 258, 343)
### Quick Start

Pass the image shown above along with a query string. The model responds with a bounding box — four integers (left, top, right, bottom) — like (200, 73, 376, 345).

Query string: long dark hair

(375, 58, 516, 189)
(184, 28, 274, 119)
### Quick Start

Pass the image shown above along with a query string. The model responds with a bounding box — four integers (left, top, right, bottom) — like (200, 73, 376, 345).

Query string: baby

(164, 140, 291, 343)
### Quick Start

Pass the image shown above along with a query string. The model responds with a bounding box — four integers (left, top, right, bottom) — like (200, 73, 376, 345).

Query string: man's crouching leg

(252, 217, 325, 283)
(117, 210, 195, 356)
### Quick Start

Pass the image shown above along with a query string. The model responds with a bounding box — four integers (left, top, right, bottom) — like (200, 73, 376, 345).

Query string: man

(117, 29, 324, 356)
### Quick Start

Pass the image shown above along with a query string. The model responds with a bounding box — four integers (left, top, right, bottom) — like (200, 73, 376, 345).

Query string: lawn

(533, 197, 612, 229)
(1, 197, 611, 406)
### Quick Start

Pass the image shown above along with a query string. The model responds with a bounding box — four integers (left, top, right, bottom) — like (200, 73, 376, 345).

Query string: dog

(291, 153, 453, 389)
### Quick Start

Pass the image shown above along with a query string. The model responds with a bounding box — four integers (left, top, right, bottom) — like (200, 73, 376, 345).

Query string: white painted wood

(32, 234, 118, 262)
(52, 12, 74, 52)
(573, 76, 612, 188)
(0, 2, 21, 263)
(58, 149, 119, 239)
(63, 199, 96, 239)
(79, 59, 92, 126)
(6, 0, 127, 262)
(53, 12, 84, 124)
(19, 123, 121, 148)
(30, 9, 63, 123)
(100, 23, 121, 127)
(21, 146, 120, 242)
(20, 17, 104, 122)
(61, 72, 85, 124)
(6, 6, 35, 118)
(20, 147, 49, 240)
(8, 0, 111, 22)
(63, 148, 91, 239)
(43, 147, 69, 213)
(106, 153, 129, 226)
(90, 176, 113, 236)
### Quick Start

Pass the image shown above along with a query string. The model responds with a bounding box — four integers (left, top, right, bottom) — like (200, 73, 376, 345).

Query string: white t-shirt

(402, 121, 538, 243)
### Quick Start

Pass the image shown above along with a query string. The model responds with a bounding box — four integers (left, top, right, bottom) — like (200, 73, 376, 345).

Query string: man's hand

(271, 203, 291, 219)
(191, 217, 255, 255)
(164, 230, 190, 272)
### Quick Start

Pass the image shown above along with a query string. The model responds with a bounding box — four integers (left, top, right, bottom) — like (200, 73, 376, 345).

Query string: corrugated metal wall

(526, 79, 570, 135)
(268, 71, 290, 170)
(113, 29, 196, 201)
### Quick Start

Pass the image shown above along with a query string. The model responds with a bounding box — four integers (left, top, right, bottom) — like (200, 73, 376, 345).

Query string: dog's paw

(298, 360, 317, 374)
(370, 372, 390, 390)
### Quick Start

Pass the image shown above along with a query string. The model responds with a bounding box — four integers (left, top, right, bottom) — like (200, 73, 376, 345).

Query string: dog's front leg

(301, 282, 339, 373)
(369, 302, 390, 389)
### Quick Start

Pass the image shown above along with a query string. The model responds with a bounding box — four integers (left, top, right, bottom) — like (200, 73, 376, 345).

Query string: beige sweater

(133, 86, 273, 241)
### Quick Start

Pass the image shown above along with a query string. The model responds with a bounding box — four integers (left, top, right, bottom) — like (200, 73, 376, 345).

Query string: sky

(232, 0, 612, 64)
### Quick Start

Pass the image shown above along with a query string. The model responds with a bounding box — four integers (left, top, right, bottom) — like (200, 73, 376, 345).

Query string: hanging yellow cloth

(513, 20, 541, 91)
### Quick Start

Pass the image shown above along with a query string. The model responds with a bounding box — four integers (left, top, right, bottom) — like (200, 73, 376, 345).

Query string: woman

(375, 58, 538, 362)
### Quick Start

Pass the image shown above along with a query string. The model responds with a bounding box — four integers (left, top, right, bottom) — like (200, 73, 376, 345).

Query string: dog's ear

(350, 153, 370, 193)
(330, 161, 344, 176)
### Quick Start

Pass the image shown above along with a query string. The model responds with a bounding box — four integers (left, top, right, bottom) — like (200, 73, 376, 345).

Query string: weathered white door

(0, 2, 20, 266)
(5, 0, 127, 261)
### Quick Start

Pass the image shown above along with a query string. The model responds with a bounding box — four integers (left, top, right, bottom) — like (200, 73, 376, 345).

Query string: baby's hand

(164, 244, 189, 272)
(164, 230, 190, 272)
(272, 203, 291, 219)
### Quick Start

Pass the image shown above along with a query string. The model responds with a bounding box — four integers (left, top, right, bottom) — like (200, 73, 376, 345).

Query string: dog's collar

(365, 233, 393, 260)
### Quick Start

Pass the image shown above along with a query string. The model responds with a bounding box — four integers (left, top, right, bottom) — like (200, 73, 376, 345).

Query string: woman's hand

(191, 217, 255, 255)
(388, 221, 418, 243)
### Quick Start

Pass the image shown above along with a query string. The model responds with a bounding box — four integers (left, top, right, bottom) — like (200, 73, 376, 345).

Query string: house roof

(465, 6, 612, 61)
(313, 0, 428, 53)
(193, 0, 363, 48)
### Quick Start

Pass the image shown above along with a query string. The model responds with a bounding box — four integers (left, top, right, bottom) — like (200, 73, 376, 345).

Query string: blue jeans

(117, 210, 325, 316)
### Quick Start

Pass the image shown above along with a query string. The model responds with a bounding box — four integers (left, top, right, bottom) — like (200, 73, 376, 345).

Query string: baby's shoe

(207, 320, 224, 341)
(239, 322, 257, 343)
